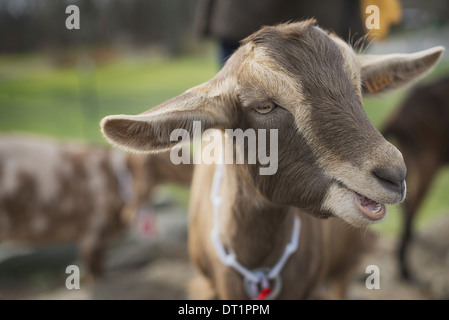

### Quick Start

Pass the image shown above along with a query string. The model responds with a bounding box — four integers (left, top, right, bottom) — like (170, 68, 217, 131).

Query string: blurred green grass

(0, 52, 448, 235)
(0, 52, 217, 144)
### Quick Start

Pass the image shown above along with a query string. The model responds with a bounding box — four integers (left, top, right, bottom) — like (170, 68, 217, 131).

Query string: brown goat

(0, 135, 192, 281)
(101, 21, 443, 299)
(382, 76, 449, 280)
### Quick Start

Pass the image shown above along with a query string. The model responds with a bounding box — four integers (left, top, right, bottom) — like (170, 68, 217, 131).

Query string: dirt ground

(1, 205, 448, 300)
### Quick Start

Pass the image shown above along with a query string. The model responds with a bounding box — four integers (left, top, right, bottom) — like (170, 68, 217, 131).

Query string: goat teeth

(370, 203, 382, 213)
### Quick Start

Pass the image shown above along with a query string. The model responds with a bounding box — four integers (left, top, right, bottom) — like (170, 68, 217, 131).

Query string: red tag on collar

(256, 287, 273, 300)
(136, 208, 157, 241)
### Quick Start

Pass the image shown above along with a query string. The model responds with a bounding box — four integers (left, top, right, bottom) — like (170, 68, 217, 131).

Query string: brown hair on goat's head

(101, 20, 444, 227)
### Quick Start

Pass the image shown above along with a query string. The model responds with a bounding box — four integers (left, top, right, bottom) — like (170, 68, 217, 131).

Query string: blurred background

(0, 0, 448, 299)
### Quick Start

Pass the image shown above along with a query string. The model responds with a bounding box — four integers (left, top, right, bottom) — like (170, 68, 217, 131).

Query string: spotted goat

(0, 135, 192, 281)
(101, 21, 443, 299)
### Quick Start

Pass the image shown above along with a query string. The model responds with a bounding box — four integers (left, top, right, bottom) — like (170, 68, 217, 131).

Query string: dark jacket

(194, 0, 365, 43)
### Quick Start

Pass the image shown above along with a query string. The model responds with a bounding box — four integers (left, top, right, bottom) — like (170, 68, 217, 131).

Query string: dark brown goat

(382, 76, 449, 280)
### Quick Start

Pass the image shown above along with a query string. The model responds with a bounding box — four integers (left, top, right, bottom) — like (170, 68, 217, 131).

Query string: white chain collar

(210, 162, 301, 299)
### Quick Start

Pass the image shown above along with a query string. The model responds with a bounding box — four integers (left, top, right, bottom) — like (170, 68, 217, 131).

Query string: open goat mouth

(354, 192, 386, 221)
(335, 180, 388, 222)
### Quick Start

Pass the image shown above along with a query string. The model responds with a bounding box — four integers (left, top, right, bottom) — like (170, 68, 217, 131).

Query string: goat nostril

(372, 166, 406, 192)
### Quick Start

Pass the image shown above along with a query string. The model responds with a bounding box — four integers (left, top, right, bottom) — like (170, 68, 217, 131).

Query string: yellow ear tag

(368, 73, 393, 93)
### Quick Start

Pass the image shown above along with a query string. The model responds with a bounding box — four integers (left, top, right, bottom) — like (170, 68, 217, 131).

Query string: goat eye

(255, 103, 276, 114)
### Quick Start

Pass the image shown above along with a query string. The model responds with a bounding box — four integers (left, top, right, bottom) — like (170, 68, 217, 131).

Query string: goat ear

(359, 46, 444, 96)
(101, 83, 230, 153)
